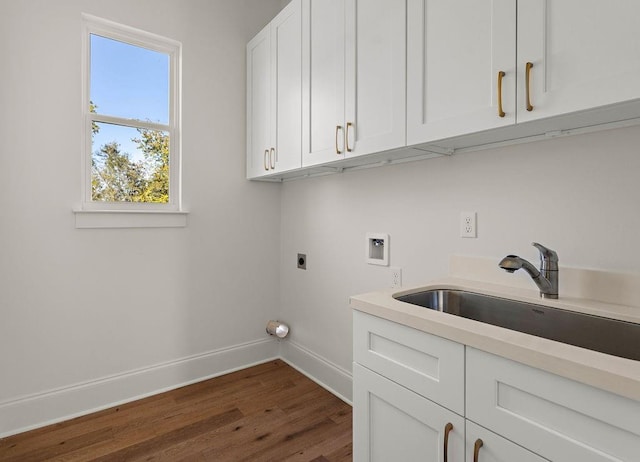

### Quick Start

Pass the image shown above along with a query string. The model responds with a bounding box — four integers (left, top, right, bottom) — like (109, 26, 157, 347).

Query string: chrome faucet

(499, 242, 559, 299)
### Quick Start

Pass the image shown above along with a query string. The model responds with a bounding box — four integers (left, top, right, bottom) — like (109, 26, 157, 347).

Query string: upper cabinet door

(271, 0, 302, 173)
(246, 0, 302, 179)
(302, 0, 346, 166)
(517, 0, 640, 123)
(344, 0, 406, 158)
(407, 0, 516, 145)
(246, 25, 271, 179)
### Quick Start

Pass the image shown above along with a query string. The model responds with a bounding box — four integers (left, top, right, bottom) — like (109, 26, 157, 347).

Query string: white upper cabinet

(271, 1, 303, 173)
(407, 0, 517, 145)
(302, 0, 406, 167)
(408, 0, 640, 146)
(301, 0, 345, 166)
(246, 0, 302, 179)
(517, 0, 640, 123)
(249, 1, 640, 180)
(246, 25, 271, 178)
(344, 0, 407, 158)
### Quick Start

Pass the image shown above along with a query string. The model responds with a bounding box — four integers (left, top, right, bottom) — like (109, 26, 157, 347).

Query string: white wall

(3, 0, 640, 438)
(279, 125, 640, 399)
(0, 0, 282, 436)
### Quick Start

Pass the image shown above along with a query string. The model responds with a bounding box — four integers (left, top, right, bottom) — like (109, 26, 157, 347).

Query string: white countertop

(350, 277, 640, 402)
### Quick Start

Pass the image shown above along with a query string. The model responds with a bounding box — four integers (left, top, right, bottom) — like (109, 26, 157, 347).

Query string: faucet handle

(532, 242, 558, 269)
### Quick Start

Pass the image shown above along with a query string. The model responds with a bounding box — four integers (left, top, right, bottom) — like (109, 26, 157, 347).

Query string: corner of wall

(278, 339, 353, 405)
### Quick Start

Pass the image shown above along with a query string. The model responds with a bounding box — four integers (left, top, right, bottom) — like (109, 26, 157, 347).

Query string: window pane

(90, 34, 169, 124)
(91, 122, 170, 203)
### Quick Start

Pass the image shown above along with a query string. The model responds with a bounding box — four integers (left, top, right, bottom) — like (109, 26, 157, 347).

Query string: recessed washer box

(366, 233, 389, 266)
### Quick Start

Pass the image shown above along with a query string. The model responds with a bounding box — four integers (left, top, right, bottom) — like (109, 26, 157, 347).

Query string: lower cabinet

(353, 362, 545, 462)
(465, 421, 547, 462)
(353, 363, 464, 462)
(467, 348, 640, 462)
(353, 311, 640, 462)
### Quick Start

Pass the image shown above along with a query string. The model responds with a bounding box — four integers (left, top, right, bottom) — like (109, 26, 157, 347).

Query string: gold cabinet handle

(497, 71, 506, 118)
(525, 62, 534, 111)
(264, 149, 269, 171)
(346, 122, 353, 152)
(270, 147, 275, 170)
(443, 423, 453, 462)
(335, 125, 343, 154)
(473, 438, 484, 462)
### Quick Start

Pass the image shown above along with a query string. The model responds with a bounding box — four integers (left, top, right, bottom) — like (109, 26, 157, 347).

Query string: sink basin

(394, 289, 640, 361)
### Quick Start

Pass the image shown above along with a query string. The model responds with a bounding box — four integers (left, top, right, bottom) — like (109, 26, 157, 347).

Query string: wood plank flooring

(0, 360, 352, 461)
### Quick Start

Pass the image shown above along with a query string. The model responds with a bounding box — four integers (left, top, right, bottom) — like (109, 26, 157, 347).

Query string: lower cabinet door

(466, 348, 640, 461)
(353, 362, 464, 462)
(466, 421, 548, 462)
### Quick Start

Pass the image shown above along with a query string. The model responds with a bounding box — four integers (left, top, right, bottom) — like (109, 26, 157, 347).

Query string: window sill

(74, 209, 188, 229)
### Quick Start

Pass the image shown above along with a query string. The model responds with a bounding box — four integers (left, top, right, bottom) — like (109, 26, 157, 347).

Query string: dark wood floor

(0, 360, 352, 461)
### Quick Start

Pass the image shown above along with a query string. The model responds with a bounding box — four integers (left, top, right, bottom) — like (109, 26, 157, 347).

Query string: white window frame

(76, 14, 186, 228)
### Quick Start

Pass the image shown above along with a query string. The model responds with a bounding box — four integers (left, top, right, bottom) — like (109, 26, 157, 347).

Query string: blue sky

(90, 34, 169, 162)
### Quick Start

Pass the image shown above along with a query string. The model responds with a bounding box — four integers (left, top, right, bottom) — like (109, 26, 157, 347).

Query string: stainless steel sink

(394, 289, 640, 361)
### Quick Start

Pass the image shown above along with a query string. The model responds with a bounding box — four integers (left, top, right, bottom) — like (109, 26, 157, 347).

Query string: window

(77, 14, 185, 228)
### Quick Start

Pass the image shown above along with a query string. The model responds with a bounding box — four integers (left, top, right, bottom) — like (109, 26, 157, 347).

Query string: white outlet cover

(390, 267, 402, 288)
(460, 212, 477, 238)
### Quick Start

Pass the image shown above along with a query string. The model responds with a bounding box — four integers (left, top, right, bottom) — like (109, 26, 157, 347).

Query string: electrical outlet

(390, 267, 402, 288)
(460, 212, 477, 238)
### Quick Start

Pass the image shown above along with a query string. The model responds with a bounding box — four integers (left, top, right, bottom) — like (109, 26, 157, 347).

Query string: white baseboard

(279, 340, 353, 405)
(0, 338, 354, 439)
(0, 338, 279, 438)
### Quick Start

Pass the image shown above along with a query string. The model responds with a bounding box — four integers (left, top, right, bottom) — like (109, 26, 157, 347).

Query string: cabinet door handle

(525, 62, 534, 111)
(346, 122, 353, 152)
(497, 71, 506, 118)
(264, 149, 269, 171)
(335, 125, 343, 154)
(443, 422, 453, 462)
(473, 438, 484, 462)
(270, 147, 275, 170)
